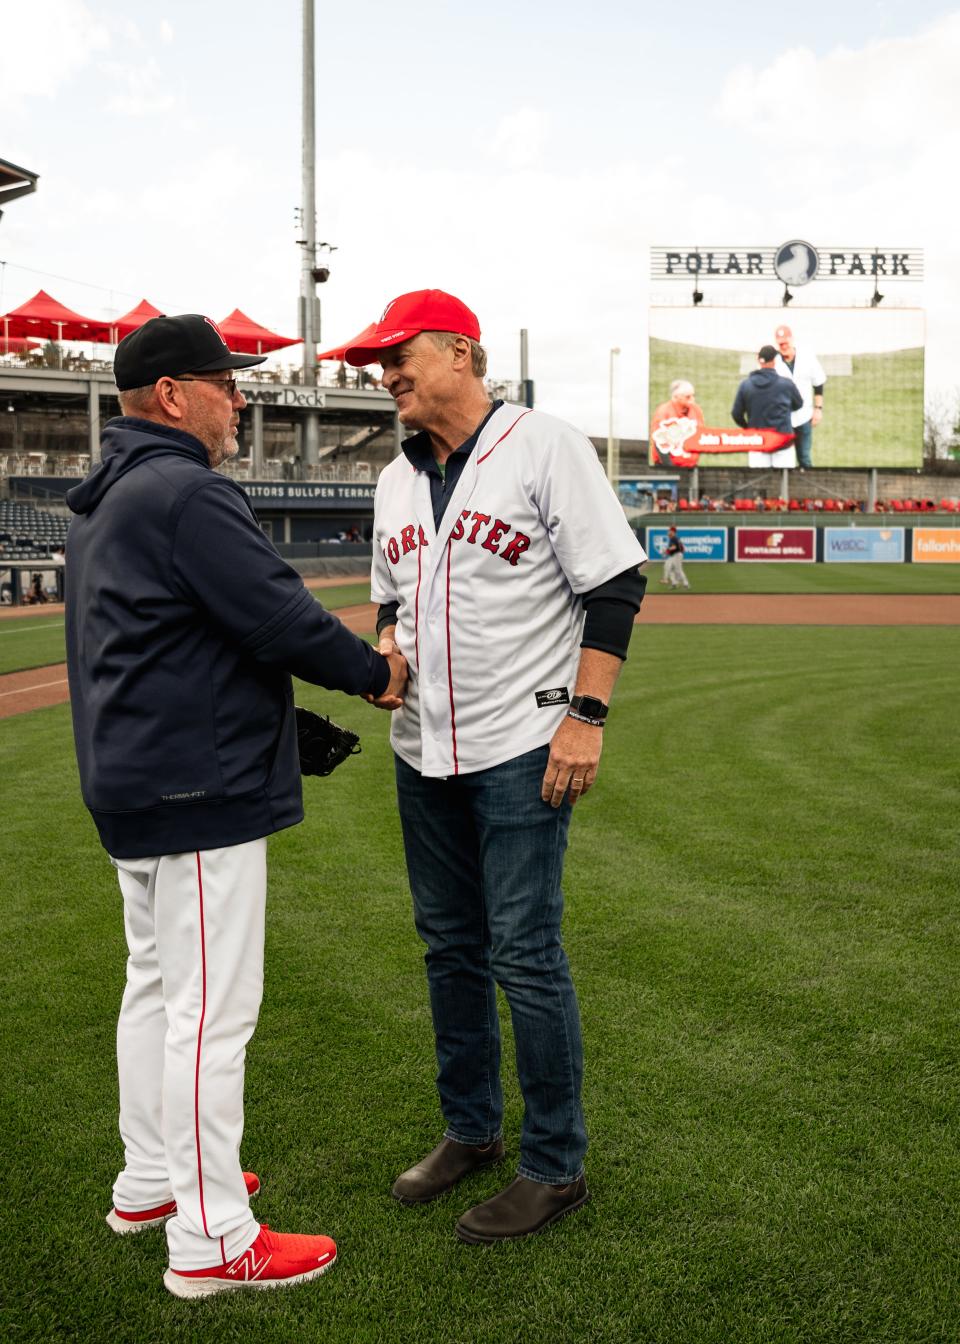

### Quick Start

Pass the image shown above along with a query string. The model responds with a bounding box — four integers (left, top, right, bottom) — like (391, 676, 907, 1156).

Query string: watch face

(575, 695, 607, 719)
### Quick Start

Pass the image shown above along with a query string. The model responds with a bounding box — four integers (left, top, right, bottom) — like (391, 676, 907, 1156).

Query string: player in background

(64, 315, 406, 1299)
(345, 290, 647, 1243)
(774, 324, 826, 471)
(662, 525, 690, 589)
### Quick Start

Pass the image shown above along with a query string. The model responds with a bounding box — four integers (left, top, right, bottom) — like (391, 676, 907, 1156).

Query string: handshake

(366, 633, 408, 711)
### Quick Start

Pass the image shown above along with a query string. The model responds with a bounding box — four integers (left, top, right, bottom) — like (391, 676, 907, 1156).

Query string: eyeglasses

(173, 375, 240, 397)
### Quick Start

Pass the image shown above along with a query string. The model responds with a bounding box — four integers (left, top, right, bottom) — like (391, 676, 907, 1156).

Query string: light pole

(606, 347, 621, 487)
(299, 0, 319, 469)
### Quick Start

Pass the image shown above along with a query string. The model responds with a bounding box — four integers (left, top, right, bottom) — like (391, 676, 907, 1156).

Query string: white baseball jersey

(775, 346, 827, 427)
(371, 402, 647, 778)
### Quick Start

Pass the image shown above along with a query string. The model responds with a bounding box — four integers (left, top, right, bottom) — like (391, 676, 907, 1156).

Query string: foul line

(0, 677, 69, 697)
(0, 622, 64, 636)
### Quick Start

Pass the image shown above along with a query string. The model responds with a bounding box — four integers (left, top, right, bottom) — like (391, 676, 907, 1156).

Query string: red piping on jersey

(445, 540, 459, 774)
(414, 541, 422, 671)
(476, 410, 531, 465)
(193, 853, 211, 1243)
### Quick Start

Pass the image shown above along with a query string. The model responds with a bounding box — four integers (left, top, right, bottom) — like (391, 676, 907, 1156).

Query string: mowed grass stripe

(2, 625, 958, 1342)
(1, 567, 957, 677)
(642, 560, 960, 594)
(0, 583, 374, 677)
(0, 619, 67, 676)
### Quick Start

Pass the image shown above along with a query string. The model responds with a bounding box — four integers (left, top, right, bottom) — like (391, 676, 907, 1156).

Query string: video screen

(648, 307, 924, 469)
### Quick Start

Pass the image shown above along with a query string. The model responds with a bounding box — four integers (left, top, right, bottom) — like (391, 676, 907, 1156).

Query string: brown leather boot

(391, 1137, 506, 1206)
(455, 1174, 589, 1243)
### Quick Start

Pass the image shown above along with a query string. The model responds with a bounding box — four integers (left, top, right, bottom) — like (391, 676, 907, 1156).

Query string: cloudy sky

(1, 0, 957, 438)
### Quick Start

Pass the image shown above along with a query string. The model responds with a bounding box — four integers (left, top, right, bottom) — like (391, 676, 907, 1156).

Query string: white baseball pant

(110, 839, 266, 1269)
(664, 553, 688, 587)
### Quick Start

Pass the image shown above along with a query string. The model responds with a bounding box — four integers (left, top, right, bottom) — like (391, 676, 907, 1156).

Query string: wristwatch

(568, 694, 609, 727)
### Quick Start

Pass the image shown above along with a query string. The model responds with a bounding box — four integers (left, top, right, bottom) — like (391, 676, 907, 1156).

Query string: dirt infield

(2, 593, 957, 720)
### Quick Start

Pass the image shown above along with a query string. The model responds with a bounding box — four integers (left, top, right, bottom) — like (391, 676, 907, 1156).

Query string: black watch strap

(569, 694, 608, 726)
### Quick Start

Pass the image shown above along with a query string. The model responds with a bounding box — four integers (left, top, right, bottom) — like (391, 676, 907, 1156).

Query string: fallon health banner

(646, 526, 728, 562)
(735, 527, 816, 562)
(824, 527, 905, 563)
(912, 529, 960, 563)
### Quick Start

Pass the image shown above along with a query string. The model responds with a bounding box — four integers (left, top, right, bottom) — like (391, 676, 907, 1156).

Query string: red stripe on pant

(193, 852, 212, 1245)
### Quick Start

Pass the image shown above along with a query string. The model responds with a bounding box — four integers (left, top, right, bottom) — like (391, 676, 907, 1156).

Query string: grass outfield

(641, 561, 960, 594)
(1, 568, 958, 676)
(3, 627, 958, 1342)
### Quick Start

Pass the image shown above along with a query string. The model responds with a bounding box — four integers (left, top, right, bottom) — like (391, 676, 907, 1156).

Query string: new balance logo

(226, 1248, 272, 1281)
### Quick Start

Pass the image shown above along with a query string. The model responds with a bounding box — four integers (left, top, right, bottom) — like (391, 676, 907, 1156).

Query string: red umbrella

(216, 308, 301, 355)
(111, 298, 164, 342)
(316, 322, 377, 362)
(0, 289, 112, 344)
(0, 336, 41, 355)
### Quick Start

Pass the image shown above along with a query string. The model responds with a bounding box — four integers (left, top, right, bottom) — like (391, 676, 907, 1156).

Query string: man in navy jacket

(65, 314, 406, 1298)
(732, 344, 803, 435)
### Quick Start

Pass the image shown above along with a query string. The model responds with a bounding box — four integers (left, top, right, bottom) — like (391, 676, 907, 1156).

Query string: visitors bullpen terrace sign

(651, 244, 924, 282)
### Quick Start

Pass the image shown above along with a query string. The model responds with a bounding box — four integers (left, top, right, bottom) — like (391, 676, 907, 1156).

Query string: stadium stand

(0, 501, 70, 559)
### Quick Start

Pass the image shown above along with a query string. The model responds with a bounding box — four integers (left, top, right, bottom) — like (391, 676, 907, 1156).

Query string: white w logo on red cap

(203, 316, 228, 348)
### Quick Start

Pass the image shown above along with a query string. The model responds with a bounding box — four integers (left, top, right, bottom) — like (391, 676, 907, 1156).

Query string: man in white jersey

(345, 290, 647, 1242)
(773, 324, 826, 470)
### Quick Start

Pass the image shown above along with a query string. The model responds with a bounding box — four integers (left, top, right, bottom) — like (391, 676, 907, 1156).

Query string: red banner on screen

(650, 418, 793, 468)
(735, 528, 816, 561)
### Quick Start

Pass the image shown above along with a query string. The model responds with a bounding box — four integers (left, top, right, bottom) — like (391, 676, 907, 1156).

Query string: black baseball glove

(295, 706, 361, 777)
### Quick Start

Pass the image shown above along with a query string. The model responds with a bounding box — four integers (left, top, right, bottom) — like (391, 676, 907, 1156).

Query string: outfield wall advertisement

(912, 529, 960, 563)
(824, 527, 905, 563)
(646, 527, 728, 561)
(648, 307, 924, 470)
(735, 527, 816, 561)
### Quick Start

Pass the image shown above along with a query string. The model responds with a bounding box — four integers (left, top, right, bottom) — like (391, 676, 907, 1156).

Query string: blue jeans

(395, 746, 587, 1185)
(794, 419, 813, 468)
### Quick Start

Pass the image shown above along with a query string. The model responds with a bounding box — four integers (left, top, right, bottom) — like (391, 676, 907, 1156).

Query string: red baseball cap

(343, 289, 480, 366)
(774, 324, 793, 341)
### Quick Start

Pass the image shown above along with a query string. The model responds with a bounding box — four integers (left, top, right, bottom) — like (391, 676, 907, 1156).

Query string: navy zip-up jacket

(731, 368, 803, 435)
(65, 418, 389, 859)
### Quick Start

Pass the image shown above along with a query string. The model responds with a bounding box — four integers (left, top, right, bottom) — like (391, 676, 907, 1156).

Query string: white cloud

(717, 15, 960, 155)
(0, 0, 110, 114)
(713, 12, 960, 412)
(99, 57, 176, 118)
(480, 108, 548, 170)
(159, 19, 175, 44)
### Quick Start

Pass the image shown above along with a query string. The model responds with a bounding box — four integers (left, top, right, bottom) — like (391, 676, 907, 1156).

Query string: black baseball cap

(758, 344, 778, 362)
(114, 314, 266, 391)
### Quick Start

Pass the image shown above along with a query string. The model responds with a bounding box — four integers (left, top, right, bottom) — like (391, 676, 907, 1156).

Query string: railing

(0, 352, 385, 391)
(0, 453, 91, 477)
(218, 459, 381, 483)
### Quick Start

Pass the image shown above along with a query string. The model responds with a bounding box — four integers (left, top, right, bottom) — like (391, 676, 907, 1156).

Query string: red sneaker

(163, 1224, 337, 1298)
(106, 1171, 260, 1234)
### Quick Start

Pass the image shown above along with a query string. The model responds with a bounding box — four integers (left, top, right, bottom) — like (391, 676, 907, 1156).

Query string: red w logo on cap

(204, 316, 228, 348)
